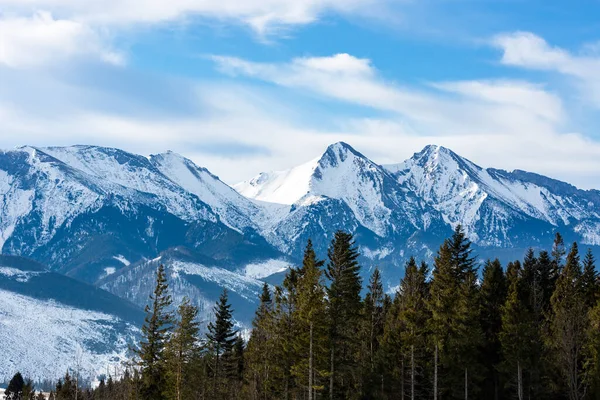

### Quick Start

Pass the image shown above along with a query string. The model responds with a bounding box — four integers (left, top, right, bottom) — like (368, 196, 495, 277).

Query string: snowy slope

(99, 248, 285, 326)
(0, 289, 138, 382)
(150, 151, 271, 232)
(237, 142, 442, 242)
(0, 145, 286, 283)
(0, 256, 141, 382)
(385, 145, 600, 246)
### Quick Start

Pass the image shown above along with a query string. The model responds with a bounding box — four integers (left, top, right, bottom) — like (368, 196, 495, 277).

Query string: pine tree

(165, 297, 200, 400)
(325, 231, 363, 399)
(245, 282, 276, 399)
(551, 232, 566, 285)
(292, 240, 328, 400)
(500, 260, 534, 400)
(585, 299, 600, 399)
(428, 226, 482, 399)
(479, 259, 507, 400)
(582, 248, 598, 308)
(549, 242, 587, 400)
(398, 257, 430, 400)
(272, 268, 301, 399)
(5, 372, 25, 400)
(137, 264, 173, 400)
(358, 267, 386, 397)
(428, 239, 456, 400)
(207, 289, 238, 399)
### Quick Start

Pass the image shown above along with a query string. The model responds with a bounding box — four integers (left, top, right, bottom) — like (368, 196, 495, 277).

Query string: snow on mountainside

(99, 247, 282, 326)
(0, 256, 140, 382)
(237, 142, 440, 240)
(384, 145, 600, 246)
(150, 151, 268, 232)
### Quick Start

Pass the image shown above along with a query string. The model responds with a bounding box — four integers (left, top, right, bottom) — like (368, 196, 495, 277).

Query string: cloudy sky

(1, 0, 600, 188)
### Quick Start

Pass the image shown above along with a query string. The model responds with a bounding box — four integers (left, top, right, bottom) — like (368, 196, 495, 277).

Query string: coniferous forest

(9, 226, 600, 400)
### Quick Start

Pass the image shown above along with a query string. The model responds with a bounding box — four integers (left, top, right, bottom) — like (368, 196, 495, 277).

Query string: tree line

(6, 227, 600, 399)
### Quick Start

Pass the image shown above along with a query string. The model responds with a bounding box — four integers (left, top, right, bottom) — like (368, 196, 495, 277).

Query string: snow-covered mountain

(384, 145, 600, 247)
(236, 142, 449, 268)
(0, 255, 141, 382)
(2, 141, 600, 381)
(0, 145, 286, 283)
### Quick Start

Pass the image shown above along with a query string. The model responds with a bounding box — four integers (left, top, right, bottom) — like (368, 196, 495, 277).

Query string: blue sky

(1, 0, 600, 188)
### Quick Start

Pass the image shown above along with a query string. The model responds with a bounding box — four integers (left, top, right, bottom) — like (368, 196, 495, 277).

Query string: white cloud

(492, 31, 600, 108)
(0, 0, 397, 32)
(0, 11, 124, 68)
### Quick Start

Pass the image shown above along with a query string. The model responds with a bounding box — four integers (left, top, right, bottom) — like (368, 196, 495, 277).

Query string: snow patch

(242, 259, 289, 279)
(112, 255, 130, 266)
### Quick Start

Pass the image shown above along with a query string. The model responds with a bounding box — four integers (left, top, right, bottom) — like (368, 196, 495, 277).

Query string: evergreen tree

(500, 260, 535, 400)
(582, 248, 598, 308)
(325, 231, 363, 399)
(137, 264, 173, 400)
(549, 242, 587, 400)
(551, 232, 566, 285)
(292, 240, 328, 400)
(245, 282, 276, 399)
(164, 297, 201, 400)
(428, 225, 482, 399)
(428, 239, 457, 400)
(358, 267, 386, 397)
(206, 289, 238, 399)
(479, 259, 507, 400)
(398, 257, 431, 400)
(585, 299, 600, 399)
(5, 372, 25, 400)
(272, 268, 301, 399)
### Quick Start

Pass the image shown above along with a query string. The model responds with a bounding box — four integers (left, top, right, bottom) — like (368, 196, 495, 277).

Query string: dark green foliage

(137, 264, 173, 400)
(582, 248, 599, 308)
(207, 289, 238, 399)
(325, 231, 363, 399)
(479, 259, 507, 399)
(48, 231, 600, 400)
(5, 372, 25, 400)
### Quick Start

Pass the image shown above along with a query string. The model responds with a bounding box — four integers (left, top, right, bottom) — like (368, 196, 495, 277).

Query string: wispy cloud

(492, 31, 600, 108)
(0, 11, 124, 68)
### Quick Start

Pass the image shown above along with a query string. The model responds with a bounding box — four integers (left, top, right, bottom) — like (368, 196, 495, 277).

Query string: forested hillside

(19, 226, 600, 400)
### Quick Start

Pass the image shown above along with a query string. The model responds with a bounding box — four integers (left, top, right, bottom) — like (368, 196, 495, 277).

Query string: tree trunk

(401, 358, 405, 400)
(465, 368, 468, 400)
(411, 345, 415, 400)
(518, 361, 523, 400)
(434, 344, 438, 400)
(330, 345, 335, 400)
(309, 322, 314, 400)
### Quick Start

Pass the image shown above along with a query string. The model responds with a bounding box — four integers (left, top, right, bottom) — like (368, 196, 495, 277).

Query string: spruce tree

(137, 264, 173, 400)
(325, 230, 362, 400)
(428, 225, 482, 399)
(428, 239, 456, 400)
(358, 267, 386, 397)
(207, 289, 238, 399)
(500, 260, 535, 400)
(585, 299, 600, 399)
(582, 248, 598, 308)
(165, 297, 200, 400)
(398, 257, 430, 400)
(292, 240, 328, 400)
(5, 372, 25, 400)
(245, 282, 276, 399)
(549, 242, 587, 400)
(479, 259, 507, 400)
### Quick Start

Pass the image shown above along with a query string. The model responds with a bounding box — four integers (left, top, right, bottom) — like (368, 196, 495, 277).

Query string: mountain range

(1, 141, 599, 381)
